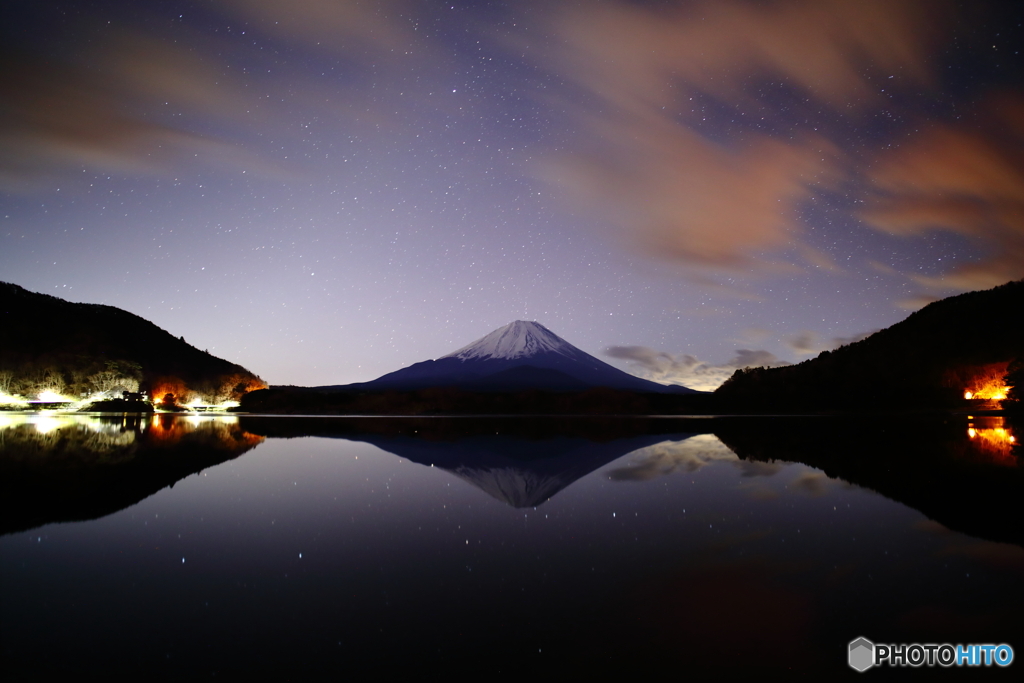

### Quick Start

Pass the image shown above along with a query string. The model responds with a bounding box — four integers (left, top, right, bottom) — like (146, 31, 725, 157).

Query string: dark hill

(0, 282, 265, 403)
(715, 279, 1024, 411)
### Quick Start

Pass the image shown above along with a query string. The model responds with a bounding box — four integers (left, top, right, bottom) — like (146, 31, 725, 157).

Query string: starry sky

(2, 0, 1022, 390)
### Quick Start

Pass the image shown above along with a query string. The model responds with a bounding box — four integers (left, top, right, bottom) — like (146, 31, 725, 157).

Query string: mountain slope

(715, 279, 1024, 409)
(0, 281, 265, 402)
(357, 320, 698, 394)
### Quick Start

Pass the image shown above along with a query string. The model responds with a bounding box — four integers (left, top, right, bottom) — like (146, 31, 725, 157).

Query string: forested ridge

(716, 280, 1024, 410)
(0, 282, 265, 403)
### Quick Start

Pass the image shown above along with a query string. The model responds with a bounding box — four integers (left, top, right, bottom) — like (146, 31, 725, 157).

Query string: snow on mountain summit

(357, 319, 700, 393)
(442, 320, 574, 361)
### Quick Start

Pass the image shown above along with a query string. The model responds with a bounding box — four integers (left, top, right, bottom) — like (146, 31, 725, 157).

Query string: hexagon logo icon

(849, 637, 875, 672)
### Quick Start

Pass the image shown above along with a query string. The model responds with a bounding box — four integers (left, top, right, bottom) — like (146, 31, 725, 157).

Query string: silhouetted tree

(1005, 358, 1024, 412)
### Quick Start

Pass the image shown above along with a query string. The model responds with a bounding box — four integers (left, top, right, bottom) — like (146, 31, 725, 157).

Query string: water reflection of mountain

(240, 416, 709, 507)
(7, 413, 1020, 547)
(370, 433, 697, 507)
(714, 414, 1024, 547)
(0, 414, 264, 535)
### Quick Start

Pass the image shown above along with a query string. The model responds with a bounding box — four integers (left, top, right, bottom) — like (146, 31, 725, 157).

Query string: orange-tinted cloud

(222, 0, 414, 57)
(0, 2, 427, 191)
(553, 0, 943, 115)
(549, 120, 840, 275)
(861, 94, 1024, 291)
(541, 0, 948, 279)
(0, 31, 273, 190)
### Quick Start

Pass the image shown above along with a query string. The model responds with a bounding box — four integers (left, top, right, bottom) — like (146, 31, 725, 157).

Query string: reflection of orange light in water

(966, 417, 1017, 464)
(148, 413, 187, 443)
(145, 414, 262, 450)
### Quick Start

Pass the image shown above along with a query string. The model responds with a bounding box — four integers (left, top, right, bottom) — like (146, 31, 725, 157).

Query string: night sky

(2, 0, 1022, 390)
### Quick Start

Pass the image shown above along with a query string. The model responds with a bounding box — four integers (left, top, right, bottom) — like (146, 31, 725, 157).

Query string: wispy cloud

(0, 0, 446, 190)
(608, 324, 878, 390)
(539, 0, 947, 282)
(785, 329, 876, 355)
(605, 345, 790, 392)
(535, 0, 1021, 299)
(860, 94, 1024, 293)
(0, 25, 284, 190)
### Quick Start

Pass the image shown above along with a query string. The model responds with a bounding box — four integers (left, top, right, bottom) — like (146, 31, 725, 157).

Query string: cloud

(860, 94, 1024, 292)
(608, 327, 878, 390)
(787, 331, 820, 356)
(791, 471, 830, 497)
(540, 0, 948, 281)
(831, 331, 876, 348)
(0, 1, 439, 190)
(0, 28, 279, 189)
(895, 295, 941, 311)
(552, 0, 943, 114)
(548, 120, 840, 276)
(542, 0, 1021, 297)
(606, 345, 790, 392)
(785, 329, 876, 355)
(222, 0, 414, 58)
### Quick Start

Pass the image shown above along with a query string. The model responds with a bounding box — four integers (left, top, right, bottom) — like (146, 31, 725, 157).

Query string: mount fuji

(354, 321, 699, 394)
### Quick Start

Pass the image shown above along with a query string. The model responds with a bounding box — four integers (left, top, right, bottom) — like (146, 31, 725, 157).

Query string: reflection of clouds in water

(739, 465, 834, 501)
(790, 471, 829, 497)
(913, 519, 952, 536)
(916, 518, 1024, 570)
(613, 434, 837, 499)
(735, 460, 783, 478)
(607, 434, 738, 481)
(940, 542, 1024, 570)
(742, 484, 780, 501)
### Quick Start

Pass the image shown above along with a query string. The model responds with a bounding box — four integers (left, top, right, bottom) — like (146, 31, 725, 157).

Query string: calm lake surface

(1, 412, 1021, 676)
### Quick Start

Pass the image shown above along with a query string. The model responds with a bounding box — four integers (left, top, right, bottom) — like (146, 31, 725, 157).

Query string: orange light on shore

(957, 360, 1012, 404)
(963, 382, 1010, 402)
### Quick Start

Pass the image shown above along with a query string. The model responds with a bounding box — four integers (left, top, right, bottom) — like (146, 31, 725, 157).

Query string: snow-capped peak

(441, 321, 576, 361)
